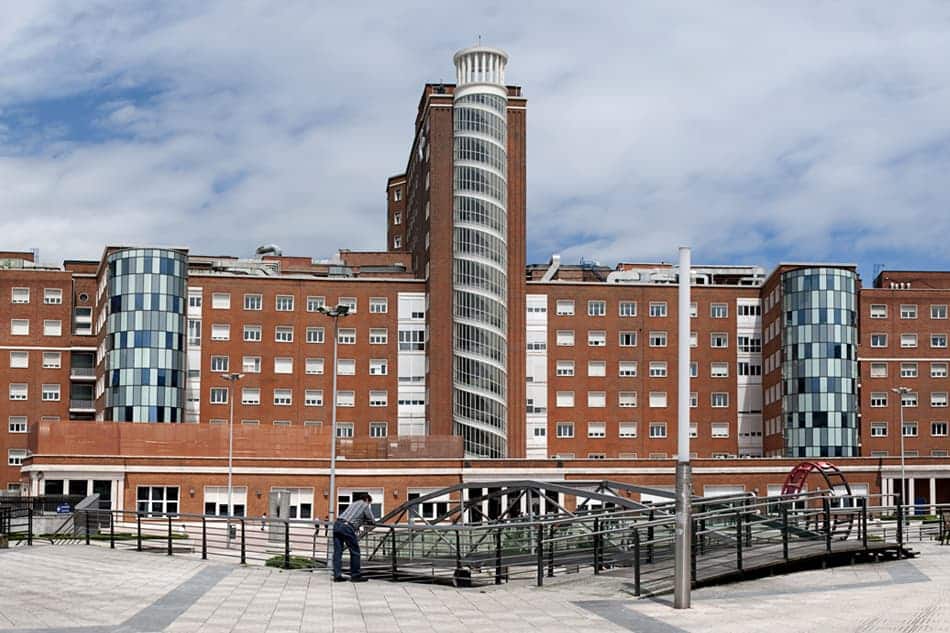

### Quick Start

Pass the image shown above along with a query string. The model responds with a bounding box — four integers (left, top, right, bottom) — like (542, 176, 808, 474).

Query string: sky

(2, 1, 950, 282)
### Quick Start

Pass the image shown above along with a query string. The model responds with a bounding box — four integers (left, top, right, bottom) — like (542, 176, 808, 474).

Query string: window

(274, 357, 293, 374)
(870, 334, 887, 347)
(9, 351, 28, 368)
(619, 422, 637, 438)
(300, 327, 323, 344)
(649, 361, 668, 378)
(689, 303, 698, 318)
(210, 324, 230, 341)
(555, 391, 574, 407)
(711, 423, 729, 438)
(307, 296, 325, 312)
(711, 392, 729, 408)
(690, 363, 698, 378)
(648, 331, 667, 347)
(556, 360, 575, 376)
(303, 390, 324, 407)
(42, 320, 62, 336)
(869, 362, 887, 378)
(370, 422, 388, 438)
(870, 392, 888, 407)
(710, 362, 729, 378)
(337, 391, 355, 407)
(616, 331, 636, 347)
(243, 294, 262, 310)
(369, 391, 388, 407)
(933, 363, 949, 378)
(649, 302, 667, 317)
(44, 288, 62, 304)
(902, 421, 918, 437)
(587, 422, 606, 438)
(737, 303, 761, 317)
(900, 333, 917, 348)
(689, 423, 698, 438)
(710, 332, 728, 348)
(393, 212, 402, 226)
(619, 301, 637, 317)
(900, 304, 918, 319)
(8, 417, 27, 433)
(243, 325, 262, 342)
(136, 486, 179, 516)
(710, 303, 728, 318)
(11, 319, 29, 336)
(587, 330, 606, 346)
(588, 300, 606, 317)
(337, 423, 355, 438)
(241, 388, 261, 405)
(338, 297, 357, 313)
(188, 294, 202, 309)
(11, 288, 29, 304)
(337, 359, 356, 375)
(587, 391, 606, 407)
(210, 387, 228, 404)
(649, 423, 667, 439)
(273, 389, 292, 406)
(689, 331, 698, 348)
(40, 384, 60, 401)
(369, 359, 388, 375)
(210, 356, 229, 372)
(188, 319, 201, 345)
(870, 422, 888, 437)
(737, 336, 762, 353)
(932, 305, 948, 320)
(932, 392, 948, 408)
(690, 392, 698, 408)
(932, 422, 948, 437)
(556, 422, 574, 438)
(275, 295, 294, 311)
(399, 329, 425, 351)
(932, 334, 948, 348)
(242, 356, 261, 373)
(619, 392, 638, 408)
(737, 362, 761, 376)
(8, 449, 27, 467)
(369, 297, 388, 314)
(587, 360, 606, 377)
(555, 300, 575, 316)
(902, 392, 918, 407)
(368, 328, 387, 345)
(305, 358, 325, 375)
(901, 362, 918, 378)
(869, 304, 887, 319)
(619, 361, 637, 377)
(336, 328, 356, 345)
(275, 326, 293, 342)
(211, 293, 230, 309)
(203, 486, 247, 517)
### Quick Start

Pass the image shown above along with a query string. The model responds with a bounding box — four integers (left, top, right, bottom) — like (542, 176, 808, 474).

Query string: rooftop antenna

(477, 34, 481, 46)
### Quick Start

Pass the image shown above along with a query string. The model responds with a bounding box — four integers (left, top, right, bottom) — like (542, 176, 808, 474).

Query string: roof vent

(255, 244, 282, 258)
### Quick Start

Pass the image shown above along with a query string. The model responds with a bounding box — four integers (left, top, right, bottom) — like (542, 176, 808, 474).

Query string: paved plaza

(1, 542, 949, 632)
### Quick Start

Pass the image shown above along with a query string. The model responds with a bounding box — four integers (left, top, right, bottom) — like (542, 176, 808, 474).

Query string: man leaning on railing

(333, 493, 376, 582)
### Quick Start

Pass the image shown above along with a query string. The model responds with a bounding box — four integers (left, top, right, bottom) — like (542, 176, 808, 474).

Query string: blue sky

(2, 2, 950, 284)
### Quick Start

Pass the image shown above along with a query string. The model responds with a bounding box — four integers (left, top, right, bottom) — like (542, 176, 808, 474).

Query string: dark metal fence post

(860, 498, 868, 549)
(536, 525, 544, 587)
(85, 511, 91, 545)
(823, 498, 832, 554)
(283, 519, 290, 569)
(201, 517, 207, 560)
(647, 510, 654, 564)
(781, 504, 789, 562)
(494, 528, 503, 585)
(136, 512, 142, 551)
(455, 529, 462, 572)
(110, 512, 115, 549)
(897, 501, 904, 558)
(241, 519, 247, 565)
(700, 518, 707, 555)
(736, 510, 743, 572)
(27, 508, 33, 546)
(167, 515, 173, 556)
(744, 499, 752, 547)
(690, 518, 697, 582)
(390, 526, 398, 579)
(547, 524, 555, 577)
(633, 527, 641, 596)
(593, 517, 601, 574)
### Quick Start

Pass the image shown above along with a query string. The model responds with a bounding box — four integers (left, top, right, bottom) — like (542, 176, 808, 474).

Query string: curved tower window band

(452, 48, 510, 458)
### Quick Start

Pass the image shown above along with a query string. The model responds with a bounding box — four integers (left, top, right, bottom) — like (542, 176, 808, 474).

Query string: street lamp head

(317, 304, 350, 318)
(220, 373, 245, 382)
(891, 386, 912, 395)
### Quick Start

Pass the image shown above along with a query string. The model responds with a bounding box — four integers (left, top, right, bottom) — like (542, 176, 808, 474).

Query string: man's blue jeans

(333, 520, 361, 578)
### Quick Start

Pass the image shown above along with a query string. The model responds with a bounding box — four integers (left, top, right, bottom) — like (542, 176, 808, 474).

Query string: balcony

(70, 367, 96, 380)
(69, 399, 95, 411)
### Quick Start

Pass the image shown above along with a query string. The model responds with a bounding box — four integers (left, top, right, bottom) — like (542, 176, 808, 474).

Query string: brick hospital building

(3, 47, 950, 518)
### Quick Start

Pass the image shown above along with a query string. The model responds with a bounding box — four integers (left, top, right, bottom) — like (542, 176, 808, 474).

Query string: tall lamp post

(317, 303, 350, 569)
(891, 386, 912, 512)
(673, 247, 692, 609)
(221, 372, 244, 545)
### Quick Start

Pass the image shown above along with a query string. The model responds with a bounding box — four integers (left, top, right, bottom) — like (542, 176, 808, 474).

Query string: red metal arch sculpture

(781, 461, 855, 540)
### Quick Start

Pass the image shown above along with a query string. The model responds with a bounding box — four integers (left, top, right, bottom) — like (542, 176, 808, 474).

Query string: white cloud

(1, 2, 949, 274)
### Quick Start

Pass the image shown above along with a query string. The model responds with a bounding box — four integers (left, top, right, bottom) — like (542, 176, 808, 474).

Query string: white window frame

(211, 293, 231, 310)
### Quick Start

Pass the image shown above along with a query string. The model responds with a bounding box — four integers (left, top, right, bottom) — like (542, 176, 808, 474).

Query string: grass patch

(265, 555, 318, 570)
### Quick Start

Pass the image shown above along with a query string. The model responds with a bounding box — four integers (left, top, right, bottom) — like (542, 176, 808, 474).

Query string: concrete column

(930, 477, 937, 515)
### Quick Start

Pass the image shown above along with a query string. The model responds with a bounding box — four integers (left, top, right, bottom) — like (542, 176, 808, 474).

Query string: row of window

(868, 362, 948, 378)
(868, 333, 948, 348)
(8, 384, 61, 401)
(550, 330, 731, 348)
(208, 387, 403, 408)
(550, 391, 730, 408)
(869, 304, 949, 320)
(547, 300, 756, 319)
(199, 294, 390, 314)
(549, 359, 758, 379)
(869, 421, 949, 437)
(8, 351, 64, 369)
(549, 421, 729, 439)
(206, 419, 391, 438)
(208, 356, 392, 376)
(868, 392, 949, 408)
(10, 288, 64, 304)
(8, 319, 64, 336)
(194, 323, 423, 348)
